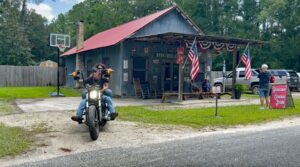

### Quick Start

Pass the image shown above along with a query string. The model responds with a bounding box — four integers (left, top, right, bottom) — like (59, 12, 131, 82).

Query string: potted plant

(234, 84, 247, 99)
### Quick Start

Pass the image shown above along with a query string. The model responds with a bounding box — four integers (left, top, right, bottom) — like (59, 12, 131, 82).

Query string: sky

(27, 0, 84, 22)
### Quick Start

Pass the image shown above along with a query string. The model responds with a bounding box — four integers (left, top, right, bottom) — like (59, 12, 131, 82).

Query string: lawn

(0, 100, 15, 113)
(118, 98, 300, 128)
(0, 86, 80, 100)
(0, 124, 32, 158)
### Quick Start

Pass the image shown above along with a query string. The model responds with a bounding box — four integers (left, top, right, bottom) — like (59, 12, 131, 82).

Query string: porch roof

(132, 32, 266, 46)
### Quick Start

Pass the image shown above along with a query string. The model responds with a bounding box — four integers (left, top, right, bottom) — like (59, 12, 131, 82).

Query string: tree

(0, 0, 33, 65)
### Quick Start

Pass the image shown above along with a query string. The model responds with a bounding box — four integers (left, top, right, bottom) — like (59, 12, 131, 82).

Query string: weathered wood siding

(131, 9, 198, 38)
(0, 65, 66, 86)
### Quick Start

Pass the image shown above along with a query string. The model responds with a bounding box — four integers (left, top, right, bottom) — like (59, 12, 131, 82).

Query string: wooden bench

(161, 92, 232, 103)
(161, 92, 180, 103)
(161, 92, 216, 103)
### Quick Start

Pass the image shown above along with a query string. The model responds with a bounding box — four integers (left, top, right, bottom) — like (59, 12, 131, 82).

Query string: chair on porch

(133, 78, 150, 99)
(150, 78, 162, 98)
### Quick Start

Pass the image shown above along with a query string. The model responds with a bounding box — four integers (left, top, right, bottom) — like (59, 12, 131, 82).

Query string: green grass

(0, 100, 15, 113)
(0, 87, 80, 100)
(241, 93, 258, 99)
(118, 99, 300, 128)
(0, 124, 33, 158)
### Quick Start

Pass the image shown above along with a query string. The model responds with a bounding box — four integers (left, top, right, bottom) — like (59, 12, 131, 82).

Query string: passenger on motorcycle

(71, 63, 118, 123)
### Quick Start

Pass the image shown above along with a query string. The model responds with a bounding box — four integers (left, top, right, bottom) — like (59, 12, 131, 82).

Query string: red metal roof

(62, 6, 176, 56)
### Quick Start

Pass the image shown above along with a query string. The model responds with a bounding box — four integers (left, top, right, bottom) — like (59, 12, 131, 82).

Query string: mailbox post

(212, 86, 221, 117)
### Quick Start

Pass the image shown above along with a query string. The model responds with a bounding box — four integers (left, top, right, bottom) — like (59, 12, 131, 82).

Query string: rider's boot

(71, 116, 83, 124)
(110, 112, 118, 120)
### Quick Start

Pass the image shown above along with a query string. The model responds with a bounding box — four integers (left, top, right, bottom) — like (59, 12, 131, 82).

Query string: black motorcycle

(72, 69, 114, 140)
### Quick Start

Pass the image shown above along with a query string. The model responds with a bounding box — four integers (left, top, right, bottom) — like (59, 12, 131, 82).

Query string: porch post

(206, 51, 212, 83)
(231, 50, 239, 99)
(178, 64, 183, 101)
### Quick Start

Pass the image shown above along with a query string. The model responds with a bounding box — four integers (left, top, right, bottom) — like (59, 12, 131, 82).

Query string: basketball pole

(57, 47, 60, 96)
(51, 46, 64, 97)
(49, 33, 70, 97)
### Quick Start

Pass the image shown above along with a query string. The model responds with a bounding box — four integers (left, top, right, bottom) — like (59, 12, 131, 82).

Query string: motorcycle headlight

(89, 90, 98, 99)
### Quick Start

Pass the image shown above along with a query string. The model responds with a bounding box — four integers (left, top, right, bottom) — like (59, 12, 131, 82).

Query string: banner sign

(270, 84, 288, 109)
(156, 53, 176, 59)
(176, 47, 184, 65)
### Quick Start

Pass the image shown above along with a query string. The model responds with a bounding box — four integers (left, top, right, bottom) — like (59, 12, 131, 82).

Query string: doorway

(162, 63, 179, 92)
(133, 57, 147, 83)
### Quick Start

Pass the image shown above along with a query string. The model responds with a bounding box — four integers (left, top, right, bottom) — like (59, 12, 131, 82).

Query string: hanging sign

(176, 47, 184, 65)
(156, 53, 176, 59)
(270, 84, 288, 109)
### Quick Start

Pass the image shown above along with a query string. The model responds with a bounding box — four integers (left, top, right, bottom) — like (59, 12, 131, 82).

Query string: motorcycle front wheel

(88, 105, 99, 140)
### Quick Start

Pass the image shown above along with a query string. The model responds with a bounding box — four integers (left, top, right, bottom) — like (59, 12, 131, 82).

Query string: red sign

(176, 47, 184, 65)
(270, 85, 288, 109)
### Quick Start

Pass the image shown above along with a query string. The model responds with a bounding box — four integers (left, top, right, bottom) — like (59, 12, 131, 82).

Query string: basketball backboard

(50, 33, 70, 48)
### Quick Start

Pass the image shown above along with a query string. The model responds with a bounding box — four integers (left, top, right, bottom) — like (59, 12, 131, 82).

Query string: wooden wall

(0, 65, 66, 86)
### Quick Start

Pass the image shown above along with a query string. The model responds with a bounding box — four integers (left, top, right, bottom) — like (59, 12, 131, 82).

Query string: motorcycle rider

(71, 63, 118, 123)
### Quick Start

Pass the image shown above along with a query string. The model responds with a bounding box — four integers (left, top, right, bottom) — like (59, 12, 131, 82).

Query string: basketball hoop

(50, 33, 70, 52)
(58, 44, 66, 52)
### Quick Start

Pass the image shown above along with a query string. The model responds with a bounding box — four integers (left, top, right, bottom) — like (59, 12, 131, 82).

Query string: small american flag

(188, 39, 200, 81)
(241, 46, 251, 80)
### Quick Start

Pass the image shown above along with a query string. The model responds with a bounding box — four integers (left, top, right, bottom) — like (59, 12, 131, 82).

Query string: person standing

(257, 64, 271, 109)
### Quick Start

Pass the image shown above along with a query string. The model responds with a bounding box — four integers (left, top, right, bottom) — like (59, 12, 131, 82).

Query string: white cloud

(60, 0, 84, 3)
(27, 3, 55, 21)
(59, 0, 70, 3)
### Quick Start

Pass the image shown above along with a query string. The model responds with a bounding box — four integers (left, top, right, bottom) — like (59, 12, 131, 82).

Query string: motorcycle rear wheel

(88, 105, 99, 140)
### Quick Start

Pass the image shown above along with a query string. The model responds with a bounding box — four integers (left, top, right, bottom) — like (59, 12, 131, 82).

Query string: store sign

(155, 53, 176, 59)
(270, 84, 288, 109)
(123, 60, 128, 69)
(212, 86, 221, 94)
(123, 73, 128, 82)
(176, 47, 184, 65)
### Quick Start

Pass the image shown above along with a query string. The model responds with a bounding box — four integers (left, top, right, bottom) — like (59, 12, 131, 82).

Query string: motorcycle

(71, 69, 114, 140)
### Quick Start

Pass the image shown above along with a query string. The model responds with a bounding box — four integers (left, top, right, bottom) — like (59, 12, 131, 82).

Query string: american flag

(188, 39, 200, 81)
(241, 46, 251, 80)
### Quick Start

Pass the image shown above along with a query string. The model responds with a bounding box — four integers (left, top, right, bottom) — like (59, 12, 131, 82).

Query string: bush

(234, 84, 247, 93)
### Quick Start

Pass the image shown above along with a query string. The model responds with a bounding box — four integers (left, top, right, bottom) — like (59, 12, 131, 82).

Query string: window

(252, 70, 258, 76)
(133, 57, 146, 83)
(270, 70, 288, 76)
(226, 72, 232, 78)
(239, 71, 245, 78)
(278, 71, 287, 76)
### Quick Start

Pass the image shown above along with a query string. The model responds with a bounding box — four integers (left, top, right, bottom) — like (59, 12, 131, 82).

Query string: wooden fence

(0, 65, 66, 87)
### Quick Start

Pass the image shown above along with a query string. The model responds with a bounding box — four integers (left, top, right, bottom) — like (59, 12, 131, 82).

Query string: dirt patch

(0, 100, 22, 116)
(59, 148, 72, 152)
(0, 111, 199, 167)
(1, 110, 300, 167)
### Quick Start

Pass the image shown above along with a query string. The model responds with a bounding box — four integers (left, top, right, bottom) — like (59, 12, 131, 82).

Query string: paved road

(13, 125, 300, 167)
